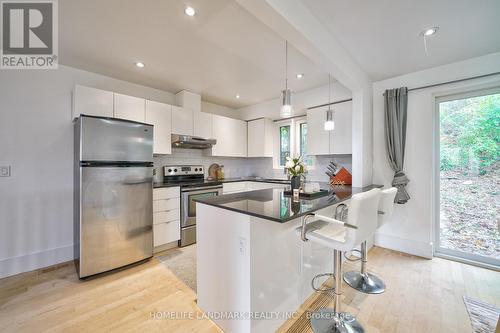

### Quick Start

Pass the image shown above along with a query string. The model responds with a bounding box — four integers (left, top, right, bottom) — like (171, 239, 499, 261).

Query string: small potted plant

(285, 156, 306, 190)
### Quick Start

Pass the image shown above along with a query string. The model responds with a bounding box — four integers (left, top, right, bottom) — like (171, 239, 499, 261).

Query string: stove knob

(168, 168, 172, 173)
(174, 168, 177, 172)
(199, 167, 203, 172)
(194, 168, 198, 172)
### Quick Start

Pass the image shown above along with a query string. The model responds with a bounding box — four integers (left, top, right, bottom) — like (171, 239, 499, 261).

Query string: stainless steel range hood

(171, 134, 216, 149)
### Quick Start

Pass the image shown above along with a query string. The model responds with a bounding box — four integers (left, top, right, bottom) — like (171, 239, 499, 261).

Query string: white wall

(0, 65, 232, 278)
(201, 101, 240, 119)
(236, 82, 352, 120)
(373, 52, 500, 258)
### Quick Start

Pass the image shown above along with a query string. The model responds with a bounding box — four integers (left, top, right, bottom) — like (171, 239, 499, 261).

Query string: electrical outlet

(239, 237, 247, 256)
(0, 165, 11, 177)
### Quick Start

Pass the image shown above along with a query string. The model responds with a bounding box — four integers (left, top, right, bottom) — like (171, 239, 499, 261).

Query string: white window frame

(433, 85, 500, 270)
(295, 117, 315, 169)
(273, 117, 314, 170)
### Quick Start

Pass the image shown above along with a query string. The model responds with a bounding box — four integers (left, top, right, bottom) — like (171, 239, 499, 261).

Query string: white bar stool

(343, 187, 397, 294)
(298, 188, 381, 333)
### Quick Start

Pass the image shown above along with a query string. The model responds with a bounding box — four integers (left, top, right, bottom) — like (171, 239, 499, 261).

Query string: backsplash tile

(154, 149, 352, 182)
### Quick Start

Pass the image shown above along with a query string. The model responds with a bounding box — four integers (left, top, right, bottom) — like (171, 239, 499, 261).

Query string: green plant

(440, 93, 500, 175)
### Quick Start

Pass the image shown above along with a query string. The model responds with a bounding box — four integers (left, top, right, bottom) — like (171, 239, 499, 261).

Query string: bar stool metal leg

(343, 241, 386, 294)
(310, 250, 365, 333)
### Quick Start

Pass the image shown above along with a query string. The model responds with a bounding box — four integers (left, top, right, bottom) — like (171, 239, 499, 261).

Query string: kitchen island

(195, 185, 381, 333)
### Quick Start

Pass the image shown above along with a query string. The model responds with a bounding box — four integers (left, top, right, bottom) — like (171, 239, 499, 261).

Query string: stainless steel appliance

(171, 134, 216, 149)
(74, 115, 154, 278)
(162, 165, 223, 247)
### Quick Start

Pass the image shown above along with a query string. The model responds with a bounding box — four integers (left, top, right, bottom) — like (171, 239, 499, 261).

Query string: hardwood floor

(278, 247, 500, 333)
(0, 247, 498, 332)
(0, 258, 220, 333)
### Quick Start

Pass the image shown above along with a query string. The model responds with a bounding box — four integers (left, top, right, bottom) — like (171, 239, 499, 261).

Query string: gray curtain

(384, 87, 410, 204)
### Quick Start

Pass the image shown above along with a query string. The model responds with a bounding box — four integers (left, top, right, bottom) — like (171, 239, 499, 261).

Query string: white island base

(196, 203, 341, 333)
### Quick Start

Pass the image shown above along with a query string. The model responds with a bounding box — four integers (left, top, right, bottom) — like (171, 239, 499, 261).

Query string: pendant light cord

(285, 40, 288, 90)
(328, 74, 331, 110)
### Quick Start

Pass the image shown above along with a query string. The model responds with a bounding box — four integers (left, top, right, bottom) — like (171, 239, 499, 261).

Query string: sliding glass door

(435, 88, 500, 268)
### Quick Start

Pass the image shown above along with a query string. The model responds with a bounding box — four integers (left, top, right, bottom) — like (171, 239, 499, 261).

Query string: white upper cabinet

(307, 102, 352, 155)
(114, 93, 145, 123)
(194, 112, 213, 138)
(211, 115, 247, 157)
(171, 106, 193, 135)
(145, 100, 172, 155)
(307, 107, 331, 155)
(247, 118, 273, 157)
(72, 85, 113, 119)
(330, 102, 352, 154)
(234, 119, 248, 157)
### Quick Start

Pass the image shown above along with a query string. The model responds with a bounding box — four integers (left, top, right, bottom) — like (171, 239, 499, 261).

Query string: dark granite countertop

(194, 185, 383, 223)
(153, 177, 291, 189)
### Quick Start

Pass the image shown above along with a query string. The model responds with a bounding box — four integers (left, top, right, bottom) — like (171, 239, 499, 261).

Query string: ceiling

(59, 0, 329, 108)
(300, 0, 500, 81)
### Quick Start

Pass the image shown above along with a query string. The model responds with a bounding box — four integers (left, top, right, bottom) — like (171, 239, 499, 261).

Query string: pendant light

(280, 41, 293, 118)
(324, 74, 335, 131)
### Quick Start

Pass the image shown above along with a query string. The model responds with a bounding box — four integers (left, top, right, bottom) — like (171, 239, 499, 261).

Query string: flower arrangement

(285, 156, 306, 177)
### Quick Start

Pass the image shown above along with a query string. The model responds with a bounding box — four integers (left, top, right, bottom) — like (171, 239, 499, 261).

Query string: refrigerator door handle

(123, 180, 153, 185)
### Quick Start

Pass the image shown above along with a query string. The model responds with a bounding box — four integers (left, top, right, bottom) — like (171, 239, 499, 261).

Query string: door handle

(123, 180, 152, 185)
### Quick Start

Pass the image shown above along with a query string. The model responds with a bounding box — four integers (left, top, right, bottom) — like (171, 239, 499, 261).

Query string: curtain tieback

(392, 171, 410, 204)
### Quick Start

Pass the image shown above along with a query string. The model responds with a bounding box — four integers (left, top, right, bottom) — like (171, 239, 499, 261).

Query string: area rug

(463, 296, 500, 333)
(156, 244, 197, 292)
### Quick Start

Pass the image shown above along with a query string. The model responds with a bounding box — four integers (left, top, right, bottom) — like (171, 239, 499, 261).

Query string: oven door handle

(181, 186, 223, 192)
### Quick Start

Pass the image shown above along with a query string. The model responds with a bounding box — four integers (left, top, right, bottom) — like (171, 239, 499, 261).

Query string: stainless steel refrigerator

(74, 115, 154, 278)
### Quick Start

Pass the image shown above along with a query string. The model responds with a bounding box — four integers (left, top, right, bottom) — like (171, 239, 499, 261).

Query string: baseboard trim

(374, 232, 433, 259)
(0, 245, 74, 279)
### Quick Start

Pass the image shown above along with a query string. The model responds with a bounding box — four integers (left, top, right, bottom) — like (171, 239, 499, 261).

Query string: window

(298, 121, 313, 166)
(299, 123, 307, 156)
(435, 88, 500, 268)
(275, 118, 314, 168)
(279, 125, 291, 166)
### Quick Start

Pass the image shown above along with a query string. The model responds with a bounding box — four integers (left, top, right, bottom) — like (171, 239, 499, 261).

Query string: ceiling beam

(236, 0, 372, 91)
(236, 0, 374, 186)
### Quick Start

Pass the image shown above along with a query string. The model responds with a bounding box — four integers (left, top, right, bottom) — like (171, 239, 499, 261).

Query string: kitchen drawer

(154, 220, 180, 247)
(153, 187, 180, 200)
(153, 209, 180, 225)
(153, 198, 179, 212)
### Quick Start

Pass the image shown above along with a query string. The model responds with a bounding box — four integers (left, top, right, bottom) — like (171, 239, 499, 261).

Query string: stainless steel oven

(180, 185, 222, 246)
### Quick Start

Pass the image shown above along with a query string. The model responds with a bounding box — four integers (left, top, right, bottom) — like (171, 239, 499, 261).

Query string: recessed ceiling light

(135, 62, 145, 68)
(184, 6, 196, 16)
(235, 94, 240, 99)
(296, 73, 304, 79)
(421, 27, 439, 37)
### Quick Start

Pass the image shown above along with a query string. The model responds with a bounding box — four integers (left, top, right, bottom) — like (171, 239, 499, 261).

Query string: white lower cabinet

(153, 187, 180, 247)
(222, 181, 249, 194)
(247, 182, 288, 190)
(154, 221, 180, 247)
(222, 181, 289, 194)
